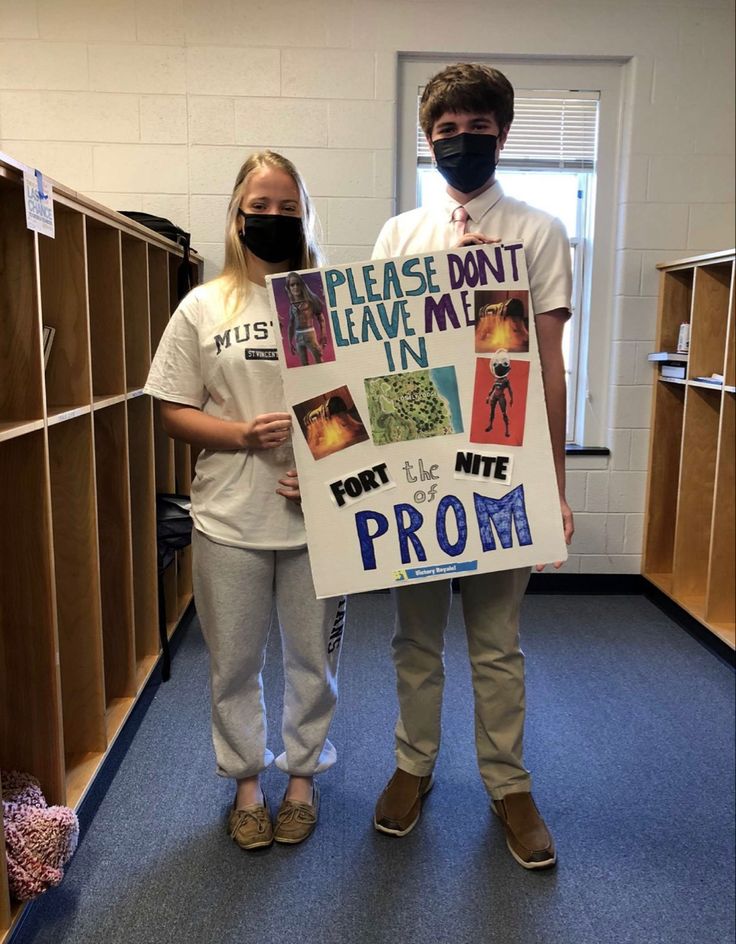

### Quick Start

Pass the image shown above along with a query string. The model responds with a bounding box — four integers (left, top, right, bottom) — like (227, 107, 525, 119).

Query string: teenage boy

(371, 63, 574, 870)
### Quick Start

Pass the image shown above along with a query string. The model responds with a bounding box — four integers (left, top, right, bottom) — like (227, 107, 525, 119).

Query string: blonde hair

(218, 150, 323, 312)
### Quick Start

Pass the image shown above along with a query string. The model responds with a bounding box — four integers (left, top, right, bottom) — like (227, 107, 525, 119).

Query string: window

(398, 57, 625, 447)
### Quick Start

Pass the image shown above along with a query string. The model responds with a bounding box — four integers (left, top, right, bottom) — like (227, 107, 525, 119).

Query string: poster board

(266, 243, 566, 598)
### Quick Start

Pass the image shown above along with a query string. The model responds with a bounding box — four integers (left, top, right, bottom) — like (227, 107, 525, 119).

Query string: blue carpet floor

(10, 593, 736, 944)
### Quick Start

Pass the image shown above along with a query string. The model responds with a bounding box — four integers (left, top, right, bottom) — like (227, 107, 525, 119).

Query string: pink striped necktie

(451, 204, 469, 242)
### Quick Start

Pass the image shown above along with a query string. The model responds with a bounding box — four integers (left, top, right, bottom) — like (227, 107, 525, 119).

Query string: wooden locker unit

(0, 152, 202, 941)
(643, 249, 736, 649)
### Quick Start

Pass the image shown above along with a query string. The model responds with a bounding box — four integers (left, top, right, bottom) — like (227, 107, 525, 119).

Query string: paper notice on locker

(23, 169, 55, 238)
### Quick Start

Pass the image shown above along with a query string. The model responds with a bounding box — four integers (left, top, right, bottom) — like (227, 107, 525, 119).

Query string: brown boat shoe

(491, 791, 556, 869)
(273, 783, 320, 845)
(374, 768, 434, 837)
(227, 796, 273, 851)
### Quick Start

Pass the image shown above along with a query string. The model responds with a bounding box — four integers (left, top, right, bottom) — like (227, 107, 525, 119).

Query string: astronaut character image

(485, 349, 514, 437)
(285, 271, 326, 365)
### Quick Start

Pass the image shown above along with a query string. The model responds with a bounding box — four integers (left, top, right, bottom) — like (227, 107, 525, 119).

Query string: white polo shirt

(144, 279, 306, 550)
(372, 180, 572, 317)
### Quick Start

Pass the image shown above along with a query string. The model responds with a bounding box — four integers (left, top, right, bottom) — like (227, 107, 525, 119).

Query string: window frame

(397, 56, 626, 447)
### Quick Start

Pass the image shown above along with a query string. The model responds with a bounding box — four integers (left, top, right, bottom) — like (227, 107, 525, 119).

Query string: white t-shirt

(144, 279, 306, 550)
(373, 180, 572, 317)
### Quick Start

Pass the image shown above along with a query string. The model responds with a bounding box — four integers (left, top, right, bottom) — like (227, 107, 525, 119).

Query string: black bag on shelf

(119, 211, 195, 303)
(156, 493, 194, 681)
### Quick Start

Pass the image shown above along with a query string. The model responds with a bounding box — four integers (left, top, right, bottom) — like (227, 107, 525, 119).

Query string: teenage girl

(144, 151, 345, 850)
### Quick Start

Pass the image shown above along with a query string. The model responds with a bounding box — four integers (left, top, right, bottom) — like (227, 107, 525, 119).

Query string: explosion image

(293, 386, 370, 460)
(474, 290, 530, 353)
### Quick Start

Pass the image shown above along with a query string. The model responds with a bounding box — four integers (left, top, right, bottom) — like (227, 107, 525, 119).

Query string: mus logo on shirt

(213, 320, 271, 355)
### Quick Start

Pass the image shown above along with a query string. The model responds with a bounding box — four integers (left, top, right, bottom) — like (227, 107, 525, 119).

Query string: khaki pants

(392, 567, 531, 800)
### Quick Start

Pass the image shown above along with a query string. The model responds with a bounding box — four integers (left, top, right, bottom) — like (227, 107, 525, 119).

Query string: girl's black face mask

(237, 210, 303, 263)
(432, 133, 498, 194)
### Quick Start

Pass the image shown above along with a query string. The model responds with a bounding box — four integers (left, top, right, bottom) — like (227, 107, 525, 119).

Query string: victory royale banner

(266, 243, 566, 598)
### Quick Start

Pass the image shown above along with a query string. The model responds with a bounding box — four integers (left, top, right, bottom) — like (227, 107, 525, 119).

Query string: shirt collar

(441, 179, 504, 225)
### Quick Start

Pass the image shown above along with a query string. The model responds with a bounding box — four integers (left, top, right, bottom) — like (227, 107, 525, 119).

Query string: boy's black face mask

(432, 133, 498, 194)
(238, 210, 303, 263)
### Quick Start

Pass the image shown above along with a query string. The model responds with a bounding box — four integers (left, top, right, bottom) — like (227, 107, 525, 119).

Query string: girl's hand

(276, 469, 301, 503)
(243, 412, 292, 449)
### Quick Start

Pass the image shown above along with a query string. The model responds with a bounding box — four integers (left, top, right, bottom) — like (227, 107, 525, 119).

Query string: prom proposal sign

(266, 244, 566, 598)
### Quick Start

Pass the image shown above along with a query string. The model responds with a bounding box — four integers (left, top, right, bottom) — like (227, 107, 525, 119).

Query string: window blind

(417, 90, 599, 171)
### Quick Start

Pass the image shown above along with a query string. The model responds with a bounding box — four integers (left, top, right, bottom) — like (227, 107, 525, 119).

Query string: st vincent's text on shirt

(245, 348, 278, 361)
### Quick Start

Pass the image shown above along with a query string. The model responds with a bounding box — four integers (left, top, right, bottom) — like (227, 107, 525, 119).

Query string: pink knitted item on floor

(1, 770, 46, 811)
(2, 770, 79, 902)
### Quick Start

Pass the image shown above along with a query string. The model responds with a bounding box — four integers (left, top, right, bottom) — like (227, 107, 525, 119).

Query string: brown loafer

(374, 768, 434, 837)
(273, 783, 319, 845)
(227, 797, 273, 851)
(491, 792, 556, 869)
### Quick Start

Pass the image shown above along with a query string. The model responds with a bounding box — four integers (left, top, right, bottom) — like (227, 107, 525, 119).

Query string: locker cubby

(642, 380, 686, 581)
(670, 385, 722, 611)
(657, 267, 694, 353)
(39, 207, 91, 421)
(87, 220, 125, 403)
(94, 403, 136, 712)
(48, 416, 107, 807)
(127, 395, 159, 673)
(689, 263, 732, 381)
(122, 237, 151, 392)
(0, 432, 64, 804)
(148, 246, 170, 352)
(705, 393, 735, 630)
(0, 176, 44, 440)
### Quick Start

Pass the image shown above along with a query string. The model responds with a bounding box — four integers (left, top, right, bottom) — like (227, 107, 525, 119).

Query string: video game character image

(486, 349, 514, 437)
(285, 271, 327, 365)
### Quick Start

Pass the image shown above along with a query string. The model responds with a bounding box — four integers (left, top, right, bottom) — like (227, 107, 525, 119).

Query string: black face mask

(238, 211, 303, 263)
(432, 133, 498, 194)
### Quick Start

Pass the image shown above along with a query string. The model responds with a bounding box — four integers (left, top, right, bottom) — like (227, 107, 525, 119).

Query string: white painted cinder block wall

(1, 0, 734, 575)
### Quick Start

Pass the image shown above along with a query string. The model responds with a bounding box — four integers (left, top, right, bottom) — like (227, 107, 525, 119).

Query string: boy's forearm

(535, 310, 569, 497)
(542, 365, 567, 496)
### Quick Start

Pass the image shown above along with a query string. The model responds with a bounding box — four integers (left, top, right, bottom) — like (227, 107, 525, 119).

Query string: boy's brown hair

(419, 63, 515, 139)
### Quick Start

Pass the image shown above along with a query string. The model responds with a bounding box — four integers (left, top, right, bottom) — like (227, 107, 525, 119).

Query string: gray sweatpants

(192, 528, 345, 780)
(392, 566, 532, 800)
